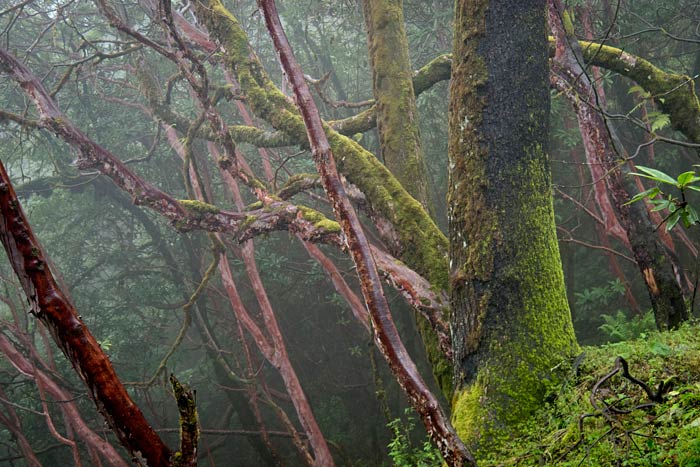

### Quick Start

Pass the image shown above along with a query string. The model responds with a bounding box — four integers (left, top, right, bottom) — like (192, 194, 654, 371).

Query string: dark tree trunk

(448, 0, 579, 450)
(548, 0, 688, 330)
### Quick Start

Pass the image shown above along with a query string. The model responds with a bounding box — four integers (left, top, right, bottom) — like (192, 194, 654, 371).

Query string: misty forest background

(1, 0, 700, 466)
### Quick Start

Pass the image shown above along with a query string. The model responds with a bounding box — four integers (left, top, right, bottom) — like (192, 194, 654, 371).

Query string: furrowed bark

(449, 0, 579, 450)
(0, 160, 172, 466)
(256, 1, 475, 465)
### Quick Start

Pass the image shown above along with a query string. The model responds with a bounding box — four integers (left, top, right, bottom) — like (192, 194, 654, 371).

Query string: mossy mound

(481, 322, 700, 466)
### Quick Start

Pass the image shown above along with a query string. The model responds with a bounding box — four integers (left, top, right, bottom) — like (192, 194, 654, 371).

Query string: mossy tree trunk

(361, 0, 431, 210)
(448, 0, 579, 450)
(361, 0, 451, 397)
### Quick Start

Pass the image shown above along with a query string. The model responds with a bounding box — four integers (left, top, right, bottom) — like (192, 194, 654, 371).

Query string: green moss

(239, 215, 257, 232)
(245, 201, 263, 210)
(296, 205, 341, 233)
(363, 0, 431, 208)
(576, 40, 700, 143)
(451, 384, 486, 447)
(476, 323, 700, 466)
(448, 0, 579, 450)
(195, 0, 453, 395)
(178, 199, 220, 215)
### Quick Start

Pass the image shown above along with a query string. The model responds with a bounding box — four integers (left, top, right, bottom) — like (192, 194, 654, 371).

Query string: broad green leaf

(676, 171, 700, 188)
(687, 205, 700, 225)
(681, 210, 692, 228)
(666, 210, 681, 231)
(630, 166, 678, 186)
(651, 199, 672, 211)
(624, 187, 660, 205)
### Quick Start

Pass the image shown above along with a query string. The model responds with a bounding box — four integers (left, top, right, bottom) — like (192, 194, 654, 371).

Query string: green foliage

(478, 322, 700, 466)
(574, 279, 626, 315)
(627, 166, 700, 231)
(598, 310, 657, 343)
(386, 409, 441, 467)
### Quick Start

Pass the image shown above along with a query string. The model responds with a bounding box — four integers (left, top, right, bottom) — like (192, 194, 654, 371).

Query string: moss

(296, 205, 341, 233)
(449, 0, 579, 450)
(245, 201, 263, 210)
(196, 0, 453, 394)
(576, 40, 700, 143)
(178, 199, 219, 215)
(363, 0, 431, 209)
(475, 323, 700, 466)
(239, 215, 257, 232)
(451, 384, 486, 447)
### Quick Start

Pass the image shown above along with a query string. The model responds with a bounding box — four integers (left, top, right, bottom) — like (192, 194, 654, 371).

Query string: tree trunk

(548, 0, 688, 330)
(362, 0, 432, 210)
(448, 0, 579, 450)
(362, 0, 451, 396)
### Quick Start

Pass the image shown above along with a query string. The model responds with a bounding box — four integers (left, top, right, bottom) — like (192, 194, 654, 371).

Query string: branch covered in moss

(170, 375, 199, 467)
(576, 40, 700, 144)
(256, 1, 472, 465)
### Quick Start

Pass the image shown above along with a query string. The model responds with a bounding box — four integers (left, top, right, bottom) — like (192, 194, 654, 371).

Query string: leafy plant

(598, 310, 656, 343)
(387, 409, 441, 467)
(627, 165, 700, 231)
(574, 279, 626, 316)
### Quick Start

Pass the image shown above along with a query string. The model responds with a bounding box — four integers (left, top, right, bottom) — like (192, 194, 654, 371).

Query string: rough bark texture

(448, 0, 579, 450)
(0, 159, 172, 466)
(548, 1, 688, 330)
(362, 0, 431, 209)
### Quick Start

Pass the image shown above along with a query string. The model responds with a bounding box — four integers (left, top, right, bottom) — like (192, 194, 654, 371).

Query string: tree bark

(448, 0, 579, 450)
(256, 1, 475, 465)
(362, 0, 432, 210)
(548, 0, 688, 330)
(0, 160, 172, 466)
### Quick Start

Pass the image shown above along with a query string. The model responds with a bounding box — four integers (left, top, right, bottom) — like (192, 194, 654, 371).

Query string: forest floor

(483, 321, 700, 467)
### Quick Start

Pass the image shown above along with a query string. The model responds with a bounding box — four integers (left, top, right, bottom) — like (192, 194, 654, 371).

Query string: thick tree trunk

(448, 0, 579, 450)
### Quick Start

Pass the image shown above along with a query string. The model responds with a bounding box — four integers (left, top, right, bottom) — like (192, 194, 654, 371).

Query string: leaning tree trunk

(448, 0, 579, 451)
(361, 0, 451, 396)
(0, 159, 174, 466)
(548, 0, 688, 330)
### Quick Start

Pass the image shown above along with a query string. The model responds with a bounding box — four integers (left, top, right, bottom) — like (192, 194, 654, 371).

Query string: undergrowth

(480, 321, 700, 466)
(388, 322, 700, 466)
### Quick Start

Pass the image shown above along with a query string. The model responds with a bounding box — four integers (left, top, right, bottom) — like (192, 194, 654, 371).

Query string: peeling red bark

(0, 159, 171, 466)
(257, 1, 475, 465)
(548, 0, 688, 329)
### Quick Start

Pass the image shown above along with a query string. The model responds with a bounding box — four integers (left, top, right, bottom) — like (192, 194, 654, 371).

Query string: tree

(0, 0, 698, 465)
(448, 0, 578, 448)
